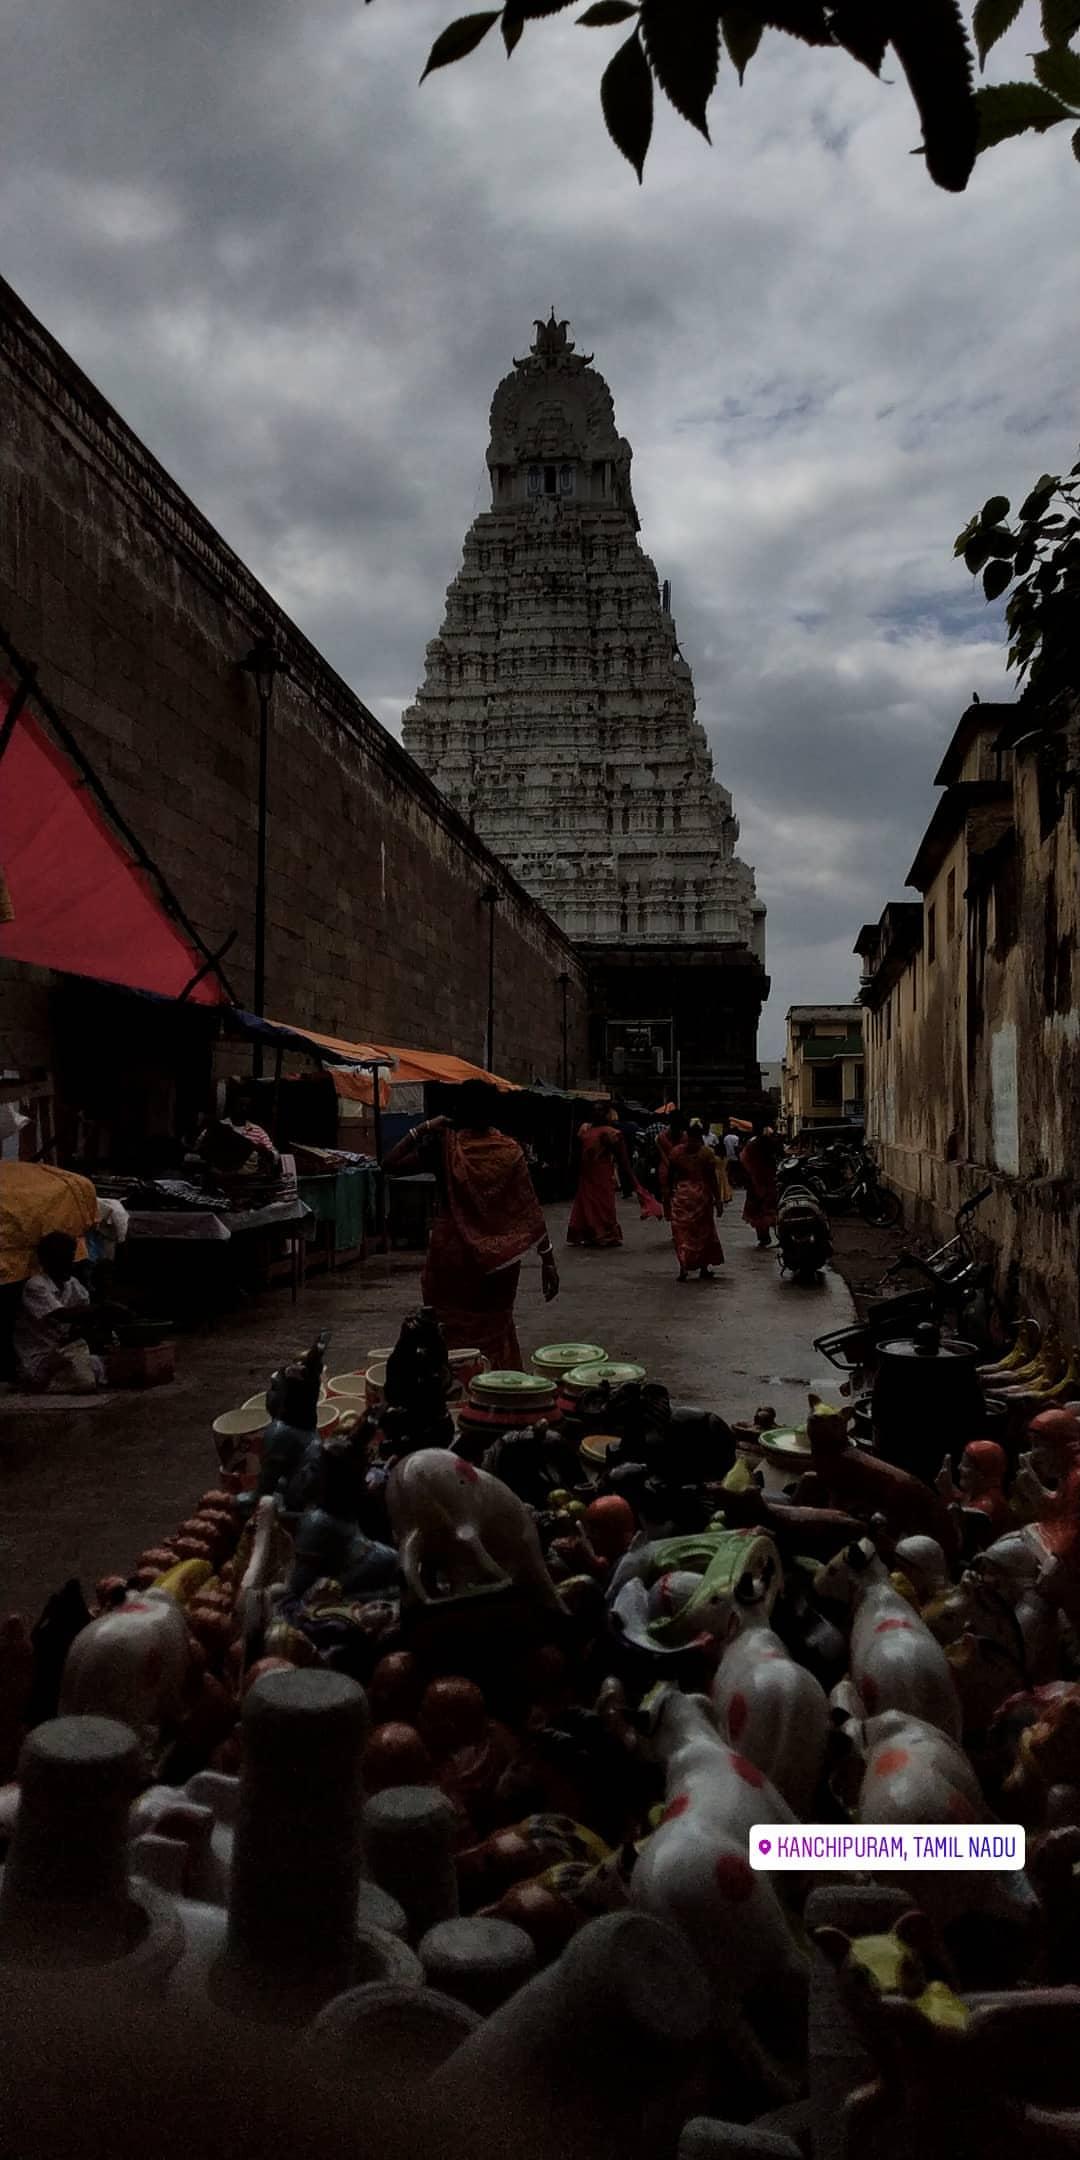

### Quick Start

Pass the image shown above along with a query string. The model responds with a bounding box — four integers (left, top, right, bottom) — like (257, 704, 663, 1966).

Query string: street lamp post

(240, 634, 282, 1079)
(557, 972, 570, 1091)
(481, 885, 498, 1073)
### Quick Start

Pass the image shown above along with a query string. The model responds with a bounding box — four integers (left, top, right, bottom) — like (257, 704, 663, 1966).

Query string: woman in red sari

(668, 1121, 730, 1282)
(383, 1082, 559, 1370)
(741, 1121, 781, 1248)
(656, 1110, 688, 1222)
(567, 1109, 623, 1249)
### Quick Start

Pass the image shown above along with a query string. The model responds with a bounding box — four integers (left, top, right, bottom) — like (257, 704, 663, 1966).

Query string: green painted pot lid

(532, 1343, 607, 1372)
(757, 1426, 811, 1457)
(470, 1370, 558, 1397)
(563, 1361, 647, 1389)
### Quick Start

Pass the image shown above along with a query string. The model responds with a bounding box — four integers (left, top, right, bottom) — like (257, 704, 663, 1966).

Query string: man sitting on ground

(13, 1231, 114, 1392)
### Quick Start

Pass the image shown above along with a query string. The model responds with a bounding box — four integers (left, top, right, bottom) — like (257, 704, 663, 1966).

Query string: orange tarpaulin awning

(0, 679, 224, 1005)
(262, 1019, 518, 1105)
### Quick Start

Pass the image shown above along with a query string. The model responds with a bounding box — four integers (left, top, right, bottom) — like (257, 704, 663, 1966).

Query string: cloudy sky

(3, 1, 1076, 1055)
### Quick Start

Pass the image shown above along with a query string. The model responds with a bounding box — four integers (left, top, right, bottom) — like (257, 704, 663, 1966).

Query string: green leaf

(640, 0, 721, 134)
(888, 0, 978, 192)
(421, 11, 500, 79)
(578, 1, 639, 22)
(972, 0, 1023, 67)
(600, 27, 655, 175)
(965, 533, 995, 573)
(1034, 44, 1080, 101)
(980, 494, 1011, 525)
(984, 559, 1013, 602)
(503, 7, 525, 53)
(975, 80, 1071, 148)
(722, 6, 764, 80)
(1014, 536, 1038, 575)
(954, 514, 981, 555)
(829, 0, 889, 73)
(983, 525, 1017, 555)
(1042, 0, 1080, 43)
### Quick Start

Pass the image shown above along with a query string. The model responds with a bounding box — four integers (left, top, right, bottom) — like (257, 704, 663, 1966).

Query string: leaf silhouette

(722, 7, 765, 81)
(421, 11, 500, 79)
(601, 28, 655, 176)
(829, 0, 890, 75)
(886, 0, 977, 191)
(579, 2, 640, 22)
(972, 0, 1023, 67)
(640, 0, 722, 133)
(983, 559, 1013, 602)
(975, 80, 1071, 148)
(1033, 44, 1080, 103)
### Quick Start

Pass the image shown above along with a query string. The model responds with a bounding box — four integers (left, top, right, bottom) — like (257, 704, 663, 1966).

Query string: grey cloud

(1, 0, 1073, 1059)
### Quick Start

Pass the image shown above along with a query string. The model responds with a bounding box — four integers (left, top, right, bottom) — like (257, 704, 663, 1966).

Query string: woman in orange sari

(668, 1121, 730, 1282)
(383, 1082, 559, 1370)
(567, 1108, 624, 1249)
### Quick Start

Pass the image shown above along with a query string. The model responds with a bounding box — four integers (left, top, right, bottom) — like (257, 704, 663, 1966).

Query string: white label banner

(750, 1823, 1025, 1871)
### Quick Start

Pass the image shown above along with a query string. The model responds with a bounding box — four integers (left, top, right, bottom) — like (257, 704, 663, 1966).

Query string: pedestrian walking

(656, 1109, 688, 1222)
(567, 1107, 624, 1249)
(668, 1119, 730, 1282)
(740, 1119, 781, 1249)
(382, 1081, 559, 1370)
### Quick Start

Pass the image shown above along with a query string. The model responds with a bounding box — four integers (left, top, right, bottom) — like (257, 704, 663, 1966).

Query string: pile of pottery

(5, 1313, 1080, 2160)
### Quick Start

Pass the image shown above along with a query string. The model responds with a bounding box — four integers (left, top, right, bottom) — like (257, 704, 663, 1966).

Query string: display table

(123, 1197, 311, 1306)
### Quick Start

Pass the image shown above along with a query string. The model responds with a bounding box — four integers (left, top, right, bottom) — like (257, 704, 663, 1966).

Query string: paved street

(0, 1199, 852, 1616)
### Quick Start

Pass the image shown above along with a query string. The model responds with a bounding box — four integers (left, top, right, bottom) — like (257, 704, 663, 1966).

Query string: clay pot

(363, 1723, 434, 1793)
(419, 1677, 488, 1758)
(367, 1651, 424, 1726)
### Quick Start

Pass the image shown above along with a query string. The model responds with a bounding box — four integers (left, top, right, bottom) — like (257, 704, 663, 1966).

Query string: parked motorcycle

(779, 1143, 900, 1228)
(813, 1186, 998, 1378)
(776, 1182, 833, 1283)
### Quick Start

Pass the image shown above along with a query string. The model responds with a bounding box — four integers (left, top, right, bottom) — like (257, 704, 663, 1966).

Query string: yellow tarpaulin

(0, 1161, 98, 1284)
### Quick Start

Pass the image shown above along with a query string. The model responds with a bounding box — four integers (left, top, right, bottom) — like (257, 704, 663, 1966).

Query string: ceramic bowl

(367, 1347, 394, 1364)
(366, 1361, 388, 1409)
(327, 1371, 368, 1400)
(241, 1392, 268, 1413)
(316, 1402, 341, 1435)
(449, 1348, 489, 1390)
(580, 1433, 621, 1471)
(755, 1425, 811, 1470)
(212, 1404, 268, 1438)
(531, 1343, 607, 1379)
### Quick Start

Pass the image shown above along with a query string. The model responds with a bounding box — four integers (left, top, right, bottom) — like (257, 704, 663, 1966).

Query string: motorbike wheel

(859, 1183, 902, 1228)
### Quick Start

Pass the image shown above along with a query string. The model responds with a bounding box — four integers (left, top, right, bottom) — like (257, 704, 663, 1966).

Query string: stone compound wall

(0, 277, 588, 1090)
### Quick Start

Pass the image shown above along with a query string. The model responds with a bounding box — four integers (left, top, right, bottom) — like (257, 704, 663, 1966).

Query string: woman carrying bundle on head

(668, 1119, 730, 1283)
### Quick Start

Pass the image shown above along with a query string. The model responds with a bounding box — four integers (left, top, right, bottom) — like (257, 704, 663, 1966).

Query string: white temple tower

(403, 315, 769, 1110)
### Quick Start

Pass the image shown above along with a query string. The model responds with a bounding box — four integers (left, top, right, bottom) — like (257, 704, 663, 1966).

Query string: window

(544, 465, 557, 496)
(927, 904, 937, 964)
(946, 869, 956, 940)
(559, 463, 575, 496)
(812, 1063, 842, 1107)
(527, 465, 541, 496)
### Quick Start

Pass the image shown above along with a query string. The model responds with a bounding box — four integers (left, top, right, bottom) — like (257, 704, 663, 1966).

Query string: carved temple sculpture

(403, 315, 769, 1113)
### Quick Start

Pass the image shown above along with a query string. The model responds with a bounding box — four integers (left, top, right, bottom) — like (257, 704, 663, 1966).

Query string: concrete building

(402, 314, 768, 1114)
(856, 695, 1080, 1332)
(780, 1006, 865, 1135)
(0, 277, 591, 1110)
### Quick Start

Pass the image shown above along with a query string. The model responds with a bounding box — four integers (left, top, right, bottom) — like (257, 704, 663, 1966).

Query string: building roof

(857, 901, 924, 1008)
(933, 703, 1015, 787)
(906, 781, 1013, 894)
(786, 1004, 863, 1022)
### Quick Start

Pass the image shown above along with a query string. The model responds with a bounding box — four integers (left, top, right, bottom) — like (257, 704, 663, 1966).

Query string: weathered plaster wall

(0, 276, 589, 1089)
(865, 712, 1080, 1335)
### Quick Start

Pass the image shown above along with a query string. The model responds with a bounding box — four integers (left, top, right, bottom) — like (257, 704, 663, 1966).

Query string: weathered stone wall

(0, 277, 589, 1090)
(863, 706, 1080, 1334)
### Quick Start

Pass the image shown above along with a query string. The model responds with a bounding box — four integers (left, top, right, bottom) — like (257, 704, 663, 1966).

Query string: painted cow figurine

(807, 1405, 959, 1556)
(628, 1685, 808, 2065)
(814, 1539, 962, 1740)
(712, 1605, 829, 1815)
(387, 1449, 561, 1607)
(58, 1588, 193, 1748)
(842, 1706, 1039, 1955)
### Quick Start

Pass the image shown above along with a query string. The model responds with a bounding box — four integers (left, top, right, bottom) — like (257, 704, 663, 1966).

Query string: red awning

(0, 681, 222, 1004)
